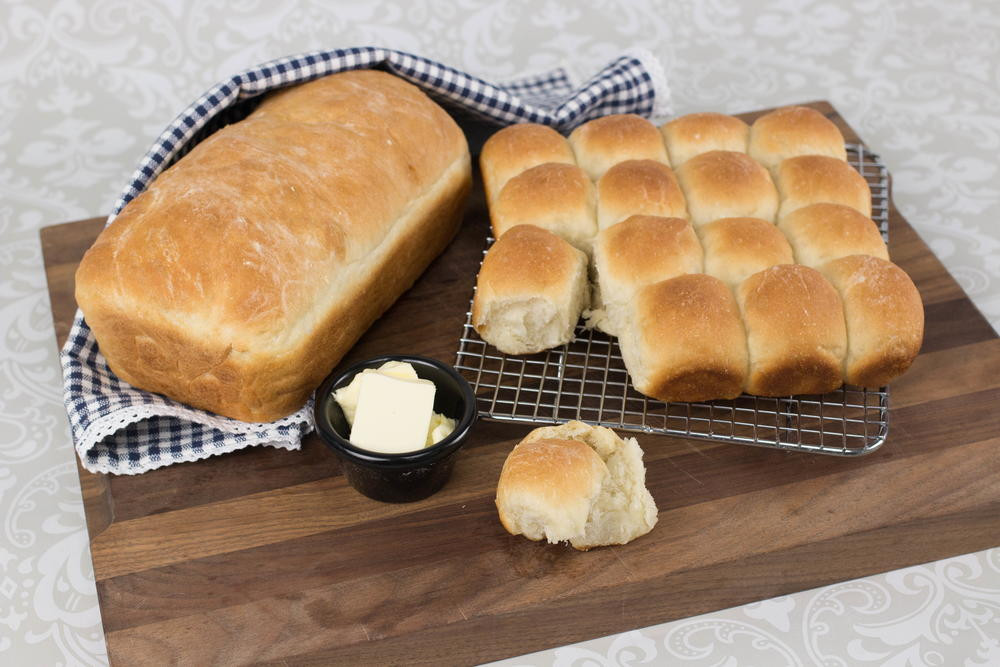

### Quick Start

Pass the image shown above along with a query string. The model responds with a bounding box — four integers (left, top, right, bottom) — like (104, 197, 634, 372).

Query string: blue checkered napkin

(61, 46, 670, 475)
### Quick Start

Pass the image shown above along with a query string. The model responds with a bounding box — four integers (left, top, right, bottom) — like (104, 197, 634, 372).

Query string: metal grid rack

(455, 144, 891, 456)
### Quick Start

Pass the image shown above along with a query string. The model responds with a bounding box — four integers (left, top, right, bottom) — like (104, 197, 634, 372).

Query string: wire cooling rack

(455, 143, 891, 456)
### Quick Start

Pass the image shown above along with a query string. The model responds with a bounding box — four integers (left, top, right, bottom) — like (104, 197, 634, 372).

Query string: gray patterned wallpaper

(2, 1, 998, 664)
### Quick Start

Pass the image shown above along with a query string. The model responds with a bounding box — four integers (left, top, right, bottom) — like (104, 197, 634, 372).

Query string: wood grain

(41, 101, 1000, 666)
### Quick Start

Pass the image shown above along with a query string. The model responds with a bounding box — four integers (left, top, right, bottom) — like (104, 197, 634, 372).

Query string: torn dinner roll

(590, 215, 703, 335)
(495, 420, 658, 551)
(491, 162, 597, 253)
(699, 217, 794, 289)
(596, 159, 688, 229)
(618, 274, 748, 403)
(568, 113, 670, 180)
(660, 112, 749, 167)
(675, 150, 778, 228)
(819, 255, 924, 388)
(778, 202, 888, 268)
(775, 155, 871, 221)
(480, 123, 576, 206)
(472, 224, 589, 355)
(737, 264, 847, 396)
(748, 105, 847, 173)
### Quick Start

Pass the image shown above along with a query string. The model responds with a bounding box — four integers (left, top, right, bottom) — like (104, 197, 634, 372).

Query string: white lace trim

(624, 47, 673, 122)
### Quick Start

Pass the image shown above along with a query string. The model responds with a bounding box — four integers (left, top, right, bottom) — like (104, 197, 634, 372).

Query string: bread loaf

(590, 215, 703, 335)
(619, 274, 748, 402)
(675, 150, 778, 227)
(472, 225, 589, 355)
(819, 255, 924, 388)
(491, 163, 597, 253)
(495, 420, 657, 550)
(737, 265, 847, 396)
(569, 114, 670, 180)
(699, 217, 794, 289)
(75, 70, 471, 422)
(597, 159, 688, 229)
(779, 203, 888, 268)
(748, 106, 847, 173)
(775, 155, 871, 221)
(480, 123, 575, 206)
(660, 112, 749, 167)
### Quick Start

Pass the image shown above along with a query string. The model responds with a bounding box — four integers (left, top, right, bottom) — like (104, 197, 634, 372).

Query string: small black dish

(313, 354, 477, 503)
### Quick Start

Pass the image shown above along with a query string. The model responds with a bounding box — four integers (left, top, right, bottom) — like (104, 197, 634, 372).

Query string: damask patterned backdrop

(2, 1, 998, 664)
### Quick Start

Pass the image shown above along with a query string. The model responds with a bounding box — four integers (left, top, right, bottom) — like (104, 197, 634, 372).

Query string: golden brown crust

(748, 105, 847, 172)
(699, 217, 794, 288)
(737, 265, 847, 396)
(480, 123, 575, 206)
(819, 255, 924, 388)
(597, 159, 688, 229)
(778, 203, 888, 268)
(569, 114, 670, 180)
(675, 150, 778, 227)
(660, 112, 749, 167)
(591, 215, 703, 335)
(75, 70, 471, 421)
(491, 163, 597, 253)
(621, 274, 748, 402)
(775, 155, 871, 221)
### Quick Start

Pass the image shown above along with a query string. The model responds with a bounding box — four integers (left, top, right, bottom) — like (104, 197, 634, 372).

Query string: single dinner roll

(491, 163, 597, 253)
(472, 225, 589, 355)
(675, 150, 778, 227)
(819, 255, 924, 388)
(737, 264, 847, 396)
(495, 420, 658, 550)
(775, 155, 871, 221)
(597, 159, 688, 229)
(778, 203, 888, 268)
(480, 123, 575, 205)
(660, 112, 749, 167)
(569, 114, 670, 180)
(619, 274, 748, 402)
(699, 217, 794, 289)
(748, 105, 847, 173)
(590, 215, 703, 335)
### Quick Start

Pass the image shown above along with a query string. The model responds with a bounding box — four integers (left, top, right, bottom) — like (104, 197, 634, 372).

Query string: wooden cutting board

(41, 102, 1000, 666)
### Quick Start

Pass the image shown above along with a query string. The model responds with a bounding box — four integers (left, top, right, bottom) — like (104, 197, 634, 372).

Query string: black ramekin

(313, 354, 477, 503)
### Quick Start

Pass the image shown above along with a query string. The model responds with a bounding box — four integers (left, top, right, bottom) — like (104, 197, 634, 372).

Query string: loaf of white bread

(496, 420, 657, 550)
(475, 107, 923, 399)
(75, 70, 472, 422)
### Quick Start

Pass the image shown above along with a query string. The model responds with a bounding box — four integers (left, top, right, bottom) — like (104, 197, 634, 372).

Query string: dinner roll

(775, 155, 871, 221)
(472, 225, 589, 355)
(569, 114, 670, 180)
(480, 123, 575, 205)
(619, 274, 748, 402)
(819, 255, 924, 388)
(660, 112, 750, 167)
(737, 265, 847, 396)
(779, 203, 888, 268)
(495, 420, 658, 550)
(597, 159, 688, 229)
(748, 105, 847, 173)
(590, 215, 703, 335)
(491, 163, 597, 253)
(675, 150, 778, 227)
(699, 217, 794, 289)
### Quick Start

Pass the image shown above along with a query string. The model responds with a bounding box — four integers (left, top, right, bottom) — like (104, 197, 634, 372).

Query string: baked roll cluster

(473, 107, 923, 401)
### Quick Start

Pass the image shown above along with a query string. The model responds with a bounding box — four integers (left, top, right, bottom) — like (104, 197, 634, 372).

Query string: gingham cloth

(60, 46, 671, 475)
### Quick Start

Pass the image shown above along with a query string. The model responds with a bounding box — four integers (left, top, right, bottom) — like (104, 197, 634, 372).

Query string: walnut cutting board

(41, 102, 1000, 666)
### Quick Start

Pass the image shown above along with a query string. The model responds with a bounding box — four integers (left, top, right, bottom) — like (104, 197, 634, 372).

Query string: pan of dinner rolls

(472, 106, 923, 404)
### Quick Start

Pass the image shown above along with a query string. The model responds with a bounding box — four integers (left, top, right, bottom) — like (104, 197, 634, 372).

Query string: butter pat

(349, 372, 437, 454)
(334, 361, 419, 425)
(427, 413, 457, 446)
